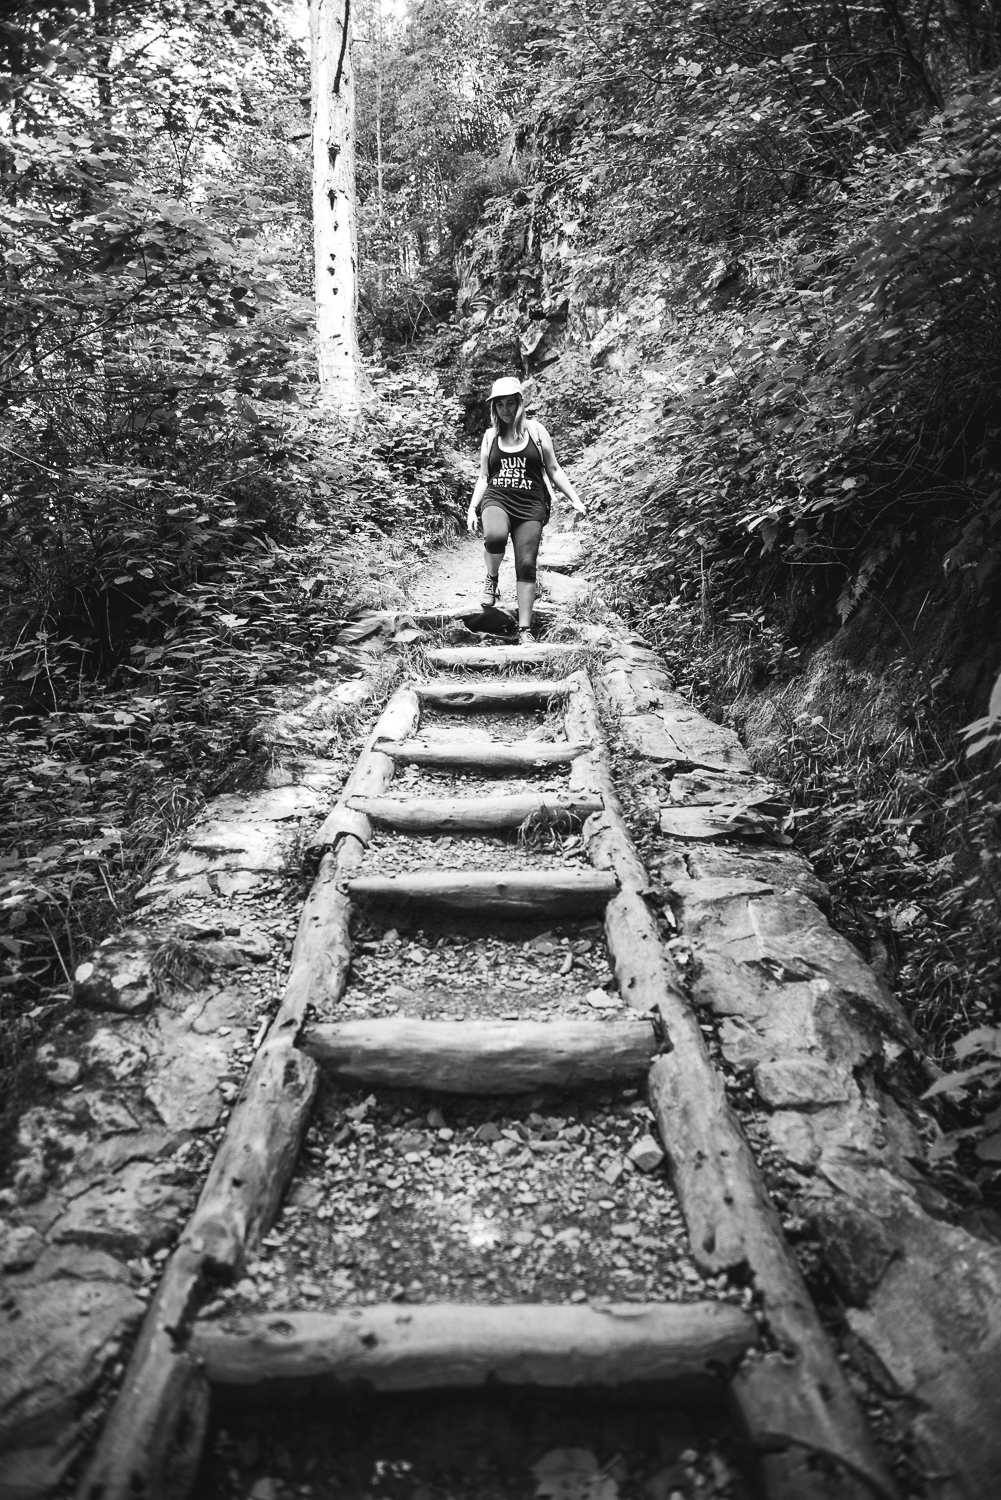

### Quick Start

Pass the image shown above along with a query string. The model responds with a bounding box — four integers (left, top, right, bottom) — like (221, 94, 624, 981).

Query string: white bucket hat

(489, 376, 523, 401)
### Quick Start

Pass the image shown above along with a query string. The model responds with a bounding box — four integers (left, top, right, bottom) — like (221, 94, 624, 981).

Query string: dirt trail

(407, 527, 587, 615)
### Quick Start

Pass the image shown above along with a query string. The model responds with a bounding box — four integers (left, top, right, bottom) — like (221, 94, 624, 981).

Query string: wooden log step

(374, 739, 591, 771)
(300, 1017, 658, 1092)
(428, 644, 583, 668)
(191, 1301, 757, 1389)
(346, 869, 618, 917)
(347, 792, 603, 832)
(417, 679, 571, 708)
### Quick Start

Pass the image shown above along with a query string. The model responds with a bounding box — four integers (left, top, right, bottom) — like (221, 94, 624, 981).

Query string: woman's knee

(482, 513, 509, 555)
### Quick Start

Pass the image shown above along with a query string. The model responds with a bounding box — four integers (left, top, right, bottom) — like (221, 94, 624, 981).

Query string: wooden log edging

(191, 1301, 758, 1390)
(73, 1245, 210, 1500)
(76, 831, 366, 1500)
(347, 868, 618, 917)
(373, 739, 591, 771)
(301, 1017, 659, 1092)
(347, 791, 603, 832)
(569, 678, 896, 1498)
(308, 684, 421, 857)
(565, 672, 656, 895)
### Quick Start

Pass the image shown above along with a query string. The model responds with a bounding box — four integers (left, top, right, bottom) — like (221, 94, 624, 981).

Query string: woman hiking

(466, 376, 585, 645)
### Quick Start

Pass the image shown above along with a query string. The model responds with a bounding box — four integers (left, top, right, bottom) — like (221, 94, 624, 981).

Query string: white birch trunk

(309, 0, 370, 414)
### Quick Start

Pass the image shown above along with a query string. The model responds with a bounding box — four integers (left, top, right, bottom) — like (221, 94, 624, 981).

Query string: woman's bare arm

(537, 424, 584, 513)
(467, 431, 492, 531)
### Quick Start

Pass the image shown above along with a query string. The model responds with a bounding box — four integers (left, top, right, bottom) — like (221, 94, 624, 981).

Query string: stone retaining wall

(601, 639, 1001, 1500)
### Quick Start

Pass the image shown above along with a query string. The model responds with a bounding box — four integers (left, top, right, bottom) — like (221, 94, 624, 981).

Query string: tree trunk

(309, 0, 370, 415)
(94, 0, 113, 112)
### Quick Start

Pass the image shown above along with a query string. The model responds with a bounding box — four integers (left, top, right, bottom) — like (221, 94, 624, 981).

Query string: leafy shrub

(359, 251, 460, 348)
(0, 3, 471, 1163)
(923, 1025, 1001, 1171)
(443, 156, 523, 247)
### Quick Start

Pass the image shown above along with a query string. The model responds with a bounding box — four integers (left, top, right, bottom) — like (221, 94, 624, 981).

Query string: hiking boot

(481, 573, 501, 608)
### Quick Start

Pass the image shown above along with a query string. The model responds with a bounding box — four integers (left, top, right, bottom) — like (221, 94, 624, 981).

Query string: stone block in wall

(658, 805, 787, 840)
(49, 1159, 194, 1258)
(683, 844, 829, 910)
(617, 712, 682, 762)
(74, 924, 274, 1013)
(537, 534, 583, 573)
(209, 784, 328, 822)
(538, 571, 585, 606)
(659, 694, 751, 772)
(603, 657, 750, 771)
(0, 1276, 143, 1449)
(754, 1057, 855, 1108)
(141, 993, 253, 1132)
(74, 931, 158, 1015)
(766, 1086, 923, 1171)
(667, 768, 785, 808)
(810, 1195, 900, 1308)
(812, 1160, 1001, 1497)
(184, 821, 287, 866)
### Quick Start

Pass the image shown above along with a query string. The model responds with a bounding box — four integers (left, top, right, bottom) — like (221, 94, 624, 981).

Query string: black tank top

(486, 431, 547, 503)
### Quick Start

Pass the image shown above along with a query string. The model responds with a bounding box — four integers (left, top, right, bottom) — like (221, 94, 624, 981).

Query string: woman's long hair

(489, 394, 526, 441)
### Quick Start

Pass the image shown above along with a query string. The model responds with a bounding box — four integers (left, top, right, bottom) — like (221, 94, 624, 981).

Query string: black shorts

(480, 485, 548, 525)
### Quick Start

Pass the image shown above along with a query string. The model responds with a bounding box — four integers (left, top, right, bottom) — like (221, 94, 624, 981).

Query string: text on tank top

(487, 430, 547, 501)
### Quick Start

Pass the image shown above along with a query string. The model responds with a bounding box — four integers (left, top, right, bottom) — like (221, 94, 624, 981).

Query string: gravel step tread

(203, 1089, 745, 1322)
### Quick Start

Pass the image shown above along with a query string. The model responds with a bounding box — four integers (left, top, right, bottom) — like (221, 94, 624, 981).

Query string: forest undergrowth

(0, 2, 474, 1162)
(0, 383, 464, 1159)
